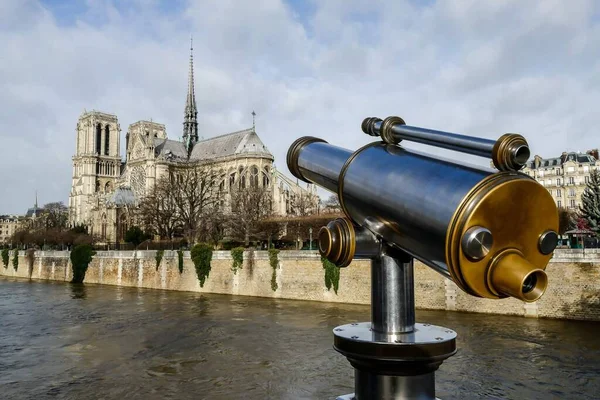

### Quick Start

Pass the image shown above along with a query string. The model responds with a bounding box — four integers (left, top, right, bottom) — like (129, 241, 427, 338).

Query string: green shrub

(26, 249, 35, 275)
(191, 243, 212, 287)
(12, 250, 19, 271)
(230, 247, 244, 275)
(70, 244, 96, 284)
(322, 256, 340, 294)
(177, 249, 184, 274)
(268, 249, 279, 292)
(1, 249, 8, 269)
(155, 249, 164, 271)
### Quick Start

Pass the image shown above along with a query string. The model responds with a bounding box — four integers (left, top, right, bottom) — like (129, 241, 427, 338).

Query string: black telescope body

(287, 118, 558, 302)
(288, 116, 559, 400)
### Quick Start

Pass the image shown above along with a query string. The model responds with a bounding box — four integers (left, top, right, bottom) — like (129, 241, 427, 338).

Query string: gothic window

(229, 172, 236, 188)
(105, 125, 110, 155)
(96, 162, 100, 175)
(262, 172, 269, 187)
(250, 166, 259, 187)
(241, 175, 246, 189)
(96, 123, 102, 154)
(118, 214, 128, 242)
(105, 182, 112, 193)
(131, 166, 146, 196)
(95, 180, 100, 193)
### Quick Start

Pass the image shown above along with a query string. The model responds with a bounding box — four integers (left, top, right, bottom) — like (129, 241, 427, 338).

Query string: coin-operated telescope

(287, 116, 558, 400)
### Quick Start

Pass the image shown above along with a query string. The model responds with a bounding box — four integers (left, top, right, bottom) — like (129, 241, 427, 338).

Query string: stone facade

(68, 43, 318, 242)
(0, 215, 23, 244)
(521, 150, 600, 210)
(2, 249, 599, 321)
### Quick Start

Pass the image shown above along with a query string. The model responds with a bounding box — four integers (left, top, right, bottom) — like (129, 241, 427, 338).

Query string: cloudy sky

(1, 0, 600, 214)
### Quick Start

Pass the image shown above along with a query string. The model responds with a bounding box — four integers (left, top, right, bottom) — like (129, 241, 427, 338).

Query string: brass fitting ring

(379, 116, 406, 145)
(361, 117, 383, 137)
(286, 136, 327, 182)
(492, 133, 530, 171)
(318, 218, 356, 267)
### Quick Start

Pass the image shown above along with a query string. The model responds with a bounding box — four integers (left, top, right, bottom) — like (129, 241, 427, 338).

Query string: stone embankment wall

(1, 249, 599, 321)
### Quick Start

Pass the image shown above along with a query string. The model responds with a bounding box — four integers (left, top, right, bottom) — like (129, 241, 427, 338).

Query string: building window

(96, 123, 102, 154)
(105, 125, 110, 155)
(539, 170, 544, 177)
(555, 169, 561, 175)
(568, 167, 575, 173)
(250, 166, 259, 187)
(557, 178, 562, 186)
(556, 189, 561, 197)
(569, 177, 575, 185)
(557, 200, 562, 208)
(569, 189, 575, 197)
(585, 176, 590, 184)
(584, 166, 589, 172)
(570, 199, 576, 208)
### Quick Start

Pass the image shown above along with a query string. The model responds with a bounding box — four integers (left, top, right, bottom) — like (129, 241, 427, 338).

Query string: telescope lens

(522, 273, 537, 294)
(513, 145, 530, 166)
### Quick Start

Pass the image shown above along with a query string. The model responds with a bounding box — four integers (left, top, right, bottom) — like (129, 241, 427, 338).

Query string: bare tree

(322, 194, 341, 214)
(290, 191, 316, 216)
(227, 185, 273, 246)
(42, 202, 69, 230)
(138, 176, 181, 239)
(169, 164, 220, 243)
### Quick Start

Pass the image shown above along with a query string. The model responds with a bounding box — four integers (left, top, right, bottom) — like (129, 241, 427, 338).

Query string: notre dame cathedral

(68, 42, 318, 243)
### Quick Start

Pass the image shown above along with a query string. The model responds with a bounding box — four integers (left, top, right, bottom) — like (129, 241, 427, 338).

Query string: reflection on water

(0, 277, 599, 399)
(69, 283, 87, 299)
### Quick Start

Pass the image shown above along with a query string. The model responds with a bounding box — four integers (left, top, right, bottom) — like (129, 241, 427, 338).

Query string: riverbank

(1, 249, 599, 321)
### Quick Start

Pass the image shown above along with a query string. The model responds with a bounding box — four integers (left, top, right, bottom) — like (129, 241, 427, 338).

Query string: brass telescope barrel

(362, 116, 530, 171)
(287, 122, 559, 303)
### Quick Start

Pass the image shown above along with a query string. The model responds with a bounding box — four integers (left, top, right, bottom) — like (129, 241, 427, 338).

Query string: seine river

(0, 278, 599, 400)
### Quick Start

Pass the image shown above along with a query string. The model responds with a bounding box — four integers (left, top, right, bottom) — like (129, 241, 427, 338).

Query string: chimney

(560, 152, 568, 163)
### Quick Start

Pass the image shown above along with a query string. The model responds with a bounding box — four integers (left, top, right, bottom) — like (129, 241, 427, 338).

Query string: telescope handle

(362, 116, 530, 171)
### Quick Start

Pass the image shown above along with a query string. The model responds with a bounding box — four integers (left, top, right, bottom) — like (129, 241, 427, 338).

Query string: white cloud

(1, 0, 600, 213)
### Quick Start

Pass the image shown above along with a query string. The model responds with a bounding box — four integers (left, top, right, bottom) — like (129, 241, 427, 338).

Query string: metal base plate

(336, 395, 441, 400)
(334, 322, 457, 362)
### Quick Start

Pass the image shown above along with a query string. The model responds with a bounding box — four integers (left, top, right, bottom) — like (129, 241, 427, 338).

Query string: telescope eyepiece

(488, 250, 548, 302)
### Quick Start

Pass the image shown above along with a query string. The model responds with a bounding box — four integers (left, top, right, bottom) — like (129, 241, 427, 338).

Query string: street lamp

(309, 227, 313, 251)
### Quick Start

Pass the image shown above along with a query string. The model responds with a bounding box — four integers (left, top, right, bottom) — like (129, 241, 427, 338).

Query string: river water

(0, 278, 598, 400)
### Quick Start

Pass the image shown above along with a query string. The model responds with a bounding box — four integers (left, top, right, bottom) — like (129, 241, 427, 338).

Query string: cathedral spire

(183, 35, 198, 153)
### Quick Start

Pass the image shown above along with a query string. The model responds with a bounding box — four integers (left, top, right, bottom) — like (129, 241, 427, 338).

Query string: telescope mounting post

(334, 242, 456, 400)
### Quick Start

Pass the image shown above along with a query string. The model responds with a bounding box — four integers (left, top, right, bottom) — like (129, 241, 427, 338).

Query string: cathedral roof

(155, 139, 188, 161)
(106, 187, 137, 206)
(189, 128, 273, 161)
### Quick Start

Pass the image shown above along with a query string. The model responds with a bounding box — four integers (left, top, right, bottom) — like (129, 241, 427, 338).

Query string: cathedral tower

(182, 36, 198, 153)
(69, 111, 121, 227)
